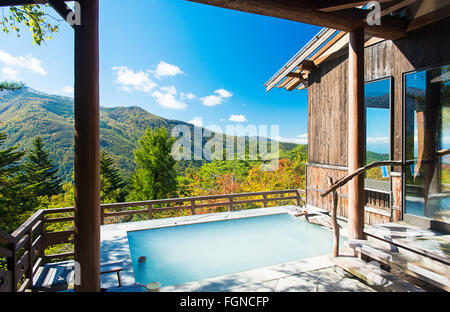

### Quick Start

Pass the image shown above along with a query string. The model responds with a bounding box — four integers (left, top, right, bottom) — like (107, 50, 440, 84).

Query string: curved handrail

(321, 148, 450, 197)
(321, 160, 402, 197)
(319, 149, 450, 258)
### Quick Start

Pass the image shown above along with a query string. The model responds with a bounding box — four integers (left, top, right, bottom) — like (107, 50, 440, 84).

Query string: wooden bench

(32, 261, 124, 291)
(100, 263, 123, 287)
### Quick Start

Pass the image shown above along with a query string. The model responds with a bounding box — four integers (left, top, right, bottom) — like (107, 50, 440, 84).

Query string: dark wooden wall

(306, 17, 450, 225)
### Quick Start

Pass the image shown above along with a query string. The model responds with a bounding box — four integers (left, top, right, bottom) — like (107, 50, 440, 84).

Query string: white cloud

(1, 67, 19, 80)
(215, 89, 232, 98)
(153, 61, 183, 78)
(200, 89, 233, 107)
(160, 85, 177, 95)
(200, 94, 224, 106)
(55, 85, 74, 95)
(228, 114, 247, 122)
(0, 50, 47, 78)
(275, 133, 308, 144)
(181, 92, 196, 100)
(152, 86, 187, 110)
(188, 116, 203, 127)
(112, 66, 157, 93)
(367, 136, 389, 144)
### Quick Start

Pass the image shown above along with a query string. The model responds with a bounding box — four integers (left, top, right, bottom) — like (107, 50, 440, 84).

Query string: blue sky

(0, 0, 323, 142)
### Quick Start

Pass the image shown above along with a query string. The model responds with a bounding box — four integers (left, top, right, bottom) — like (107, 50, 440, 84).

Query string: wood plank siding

(306, 18, 450, 225)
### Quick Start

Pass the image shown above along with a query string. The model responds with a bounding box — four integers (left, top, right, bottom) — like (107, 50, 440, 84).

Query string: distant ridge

(0, 87, 298, 181)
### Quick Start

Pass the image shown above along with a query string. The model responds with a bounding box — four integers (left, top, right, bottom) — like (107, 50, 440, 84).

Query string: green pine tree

(128, 127, 177, 201)
(0, 81, 24, 91)
(0, 132, 40, 233)
(100, 151, 127, 203)
(25, 136, 63, 197)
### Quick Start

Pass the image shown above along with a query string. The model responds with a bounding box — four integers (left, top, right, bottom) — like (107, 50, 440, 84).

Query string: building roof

(263, 0, 450, 92)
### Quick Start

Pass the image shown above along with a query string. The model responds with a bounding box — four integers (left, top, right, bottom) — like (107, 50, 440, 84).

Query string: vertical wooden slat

(27, 229, 33, 287)
(295, 190, 301, 206)
(229, 197, 234, 211)
(100, 206, 105, 225)
(7, 242, 17, 292)
(190, 200, 196, 215)
(328, 177, 340, 257)
(148, 204, 153, 220)
(262, 194, 268, 208)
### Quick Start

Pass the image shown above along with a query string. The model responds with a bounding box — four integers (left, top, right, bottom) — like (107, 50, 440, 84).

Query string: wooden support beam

(188, 0, 407, 39)
(317, 0, 396, 12)
(286, 72, 303, 79)
(363, 0, 418, 23)
(48, 0, 75, 28)
(0, 0, 71, 6)
(347, 27, 365, 240)
(74, 0, 100, 292)
(407, 3, 450, 32)
(285, 75, 307, 91)
(299, 60, 316, 71)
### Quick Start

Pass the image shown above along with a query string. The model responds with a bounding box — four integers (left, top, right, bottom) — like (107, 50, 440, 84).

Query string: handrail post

(148, 203, 153, 220)
(100, 205, 105, 225)
(295, 189, 301, 206)
(27, 228, 33, 288)
(38, 216, 45, 264)
(229, 196, 234, 211)
(328, 176, 339, 257)
(262, 194, 268, 208)
(190, 200, 196, 215)
(6, 241, 17, 292)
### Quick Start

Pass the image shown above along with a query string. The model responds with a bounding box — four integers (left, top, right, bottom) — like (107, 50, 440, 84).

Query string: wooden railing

(0, 189, 305, 292)
(321, 160, 403, 257)
(100, 189, 305, 224)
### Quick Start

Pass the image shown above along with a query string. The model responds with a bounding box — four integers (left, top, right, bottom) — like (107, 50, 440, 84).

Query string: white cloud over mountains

(152, 85, 187, 110)
(200, 89, 233, 106)
(113, 62, 192, 110)
(228, 114, 247, 122)
(0, 50, 47, 80)
(188, 116, 203, 127)
(112, 66, 157, 93)
(152, 61, 184, 78)
(275, 133, 308, 144)
(112, 63, 233, 112)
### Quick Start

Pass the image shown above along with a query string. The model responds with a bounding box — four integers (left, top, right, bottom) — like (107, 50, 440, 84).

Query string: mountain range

(0, 87, 297, 181)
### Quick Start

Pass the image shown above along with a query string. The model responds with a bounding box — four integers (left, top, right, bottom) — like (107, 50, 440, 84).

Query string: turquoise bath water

(127, 213, 342, 287)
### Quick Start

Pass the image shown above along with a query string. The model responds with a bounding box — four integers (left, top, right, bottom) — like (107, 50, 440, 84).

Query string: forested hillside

(0, 87, 297, 181)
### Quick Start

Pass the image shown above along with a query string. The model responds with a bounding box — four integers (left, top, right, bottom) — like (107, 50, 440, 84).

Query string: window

(404, 65, 450, 222)
(365, 78, 391, 191)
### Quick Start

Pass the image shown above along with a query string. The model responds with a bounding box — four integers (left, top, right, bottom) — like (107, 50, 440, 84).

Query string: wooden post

(347, 27, 365, 240)
(74, 0, 100, 292)
(100, 206, 104, 225)
(7, 242, 17, 292)
(191, 200, 196, 215)
(262, 194, 268, 208)
(328, 177, 339, 257)
(229, 197, 234, 211)
(38, 218, 45, 261)
(148, 204, 153, 220)
(295, 190, 301, 206)
(27, 229, 33, 286)
(391, 172, 402, 222)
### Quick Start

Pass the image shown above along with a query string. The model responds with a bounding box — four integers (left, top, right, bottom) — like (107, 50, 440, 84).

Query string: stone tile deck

(161, 255, 374, 292)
